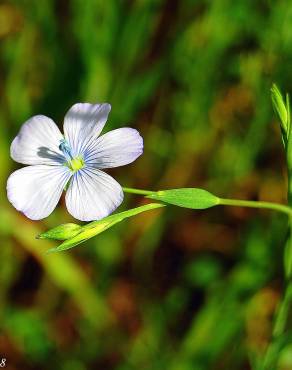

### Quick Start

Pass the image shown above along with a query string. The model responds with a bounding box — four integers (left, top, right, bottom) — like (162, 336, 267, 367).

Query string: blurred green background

(1, 0, 292, 369)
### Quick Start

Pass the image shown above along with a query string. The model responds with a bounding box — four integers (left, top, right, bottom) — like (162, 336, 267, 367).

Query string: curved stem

(218, 198, 292, 218)
(123, 187, 292, 218)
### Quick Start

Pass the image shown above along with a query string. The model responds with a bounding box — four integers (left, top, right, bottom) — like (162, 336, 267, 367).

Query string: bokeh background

(1, 1, 292, 369)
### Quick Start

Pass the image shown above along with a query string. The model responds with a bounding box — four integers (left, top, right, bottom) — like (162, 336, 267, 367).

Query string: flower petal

(84, 128, 143, 169)
(63, 103, 111, 156)
(7, 165, 72, 220)
(11, 115, 65, 165)
(65, 167, 123, 221)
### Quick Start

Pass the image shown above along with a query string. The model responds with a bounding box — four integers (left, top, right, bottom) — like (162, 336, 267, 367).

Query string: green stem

(123, 187, 154, 196)
(260, 176, 292, 370)
(272, 270, 292, 339)
(123, 187, 292, 218)
(260, 254, 292, 370)
(218, 198, 292, 218)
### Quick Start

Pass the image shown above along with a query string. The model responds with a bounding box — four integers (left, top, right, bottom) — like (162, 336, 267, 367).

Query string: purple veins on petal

(83, 128, 143, 169)
(10, 115, 65, 166)
(7, 101, 143, 221)
(7, 165, 72, 220)
(65, 167, 124, 221)
(64, 103, 111, 156)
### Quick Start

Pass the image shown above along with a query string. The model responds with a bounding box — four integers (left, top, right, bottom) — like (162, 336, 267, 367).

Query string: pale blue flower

(7, 103, 143, 221)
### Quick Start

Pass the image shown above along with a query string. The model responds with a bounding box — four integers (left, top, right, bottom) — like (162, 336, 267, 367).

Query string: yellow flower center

(69, 157, 84, 172)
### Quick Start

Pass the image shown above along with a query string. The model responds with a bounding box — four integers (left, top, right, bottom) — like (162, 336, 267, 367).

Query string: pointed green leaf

(271, 84, 289, 140)
(37, 223, 82, 240)
(147, 188, 219, 209)
(46, 203, 165, 253)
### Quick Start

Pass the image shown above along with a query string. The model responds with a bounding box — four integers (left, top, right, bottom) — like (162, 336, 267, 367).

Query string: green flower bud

(47, 220, 115, 252)
(43, 203, 165, 252)
(37, 223, 82, 240)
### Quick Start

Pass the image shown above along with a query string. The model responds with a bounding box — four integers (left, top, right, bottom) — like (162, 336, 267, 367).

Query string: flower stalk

(123, 187, 292, 217)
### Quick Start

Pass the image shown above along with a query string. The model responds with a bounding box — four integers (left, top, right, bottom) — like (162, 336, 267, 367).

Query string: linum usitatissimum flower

(7, 103, 143, 221)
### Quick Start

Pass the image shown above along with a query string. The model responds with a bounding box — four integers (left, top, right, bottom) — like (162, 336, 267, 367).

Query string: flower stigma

(59, 139, 84, 172)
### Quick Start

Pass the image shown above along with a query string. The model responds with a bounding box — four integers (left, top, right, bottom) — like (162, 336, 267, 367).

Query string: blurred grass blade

(286, 93, 291, 133)
(147, 188, 220, 209)
(37, 223, 82, 240)
(47, 203, 165, 253)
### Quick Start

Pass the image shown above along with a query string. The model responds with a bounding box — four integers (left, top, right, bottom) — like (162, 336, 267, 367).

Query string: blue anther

(59, 139, 73, 160)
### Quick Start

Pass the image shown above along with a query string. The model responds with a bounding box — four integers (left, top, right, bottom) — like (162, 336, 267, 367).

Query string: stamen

(59, 139, 84, 172)
(59, 139, 73, 161)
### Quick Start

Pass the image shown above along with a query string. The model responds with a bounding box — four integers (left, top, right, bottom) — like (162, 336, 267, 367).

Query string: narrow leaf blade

(271, 84, 288, 126)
